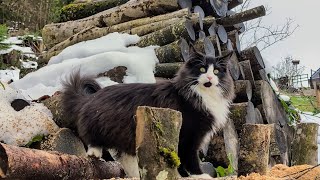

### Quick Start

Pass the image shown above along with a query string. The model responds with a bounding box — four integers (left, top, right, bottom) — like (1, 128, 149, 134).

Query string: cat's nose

(207, 76, 213, 80)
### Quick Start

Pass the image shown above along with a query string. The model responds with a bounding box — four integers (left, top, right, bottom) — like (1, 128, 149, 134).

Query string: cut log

(42, 0, 180, 49)
(253, 69, 269, 82)
(291, 123, 318, 166)
(256, 104, 267, 124)
(233, 80, 252, 103)
(203, 119, 239, 173)
(155, 63, 183, 78)
(216, 5, 266, 26)
(238, 60, 255, 88)
(229, 102, 255, 136)
(0, 143, 125, 179)
(227, 30, 241, 54)
(252, 80, 287, 126)
(238, 124, 271, 176)
(59, 0, 130, 22)
(254, 108, 264, 124)
(136, 106, 182, 180)
(40, 9, 190, 62)
(239, 46, 265, 72)
(136, 19, 191, 47)
(42, 94, 74, 129)
(217, 25, 228, 44)
(252, 80, 293, 166)
(210, 0, 228, 17)
(228, 0, 243, 10)
(155, 35, 219, 63)
(269, 124, 289, 166)
(227, 52, 240, 80)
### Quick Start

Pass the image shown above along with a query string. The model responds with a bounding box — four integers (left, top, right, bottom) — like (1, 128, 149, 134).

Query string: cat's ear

(218, 51, 234, 64)
(188, 42, 197, 56)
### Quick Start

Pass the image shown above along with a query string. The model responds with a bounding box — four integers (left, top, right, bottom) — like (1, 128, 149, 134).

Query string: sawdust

(239, 164, 320, 180)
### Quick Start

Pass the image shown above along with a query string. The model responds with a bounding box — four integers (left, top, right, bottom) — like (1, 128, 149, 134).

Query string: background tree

(235, 0, 298, 51)
(272, 56, 305, 87)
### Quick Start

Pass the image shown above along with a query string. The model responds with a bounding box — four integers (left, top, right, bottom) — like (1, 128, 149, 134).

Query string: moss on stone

(159, 147, 181, 168)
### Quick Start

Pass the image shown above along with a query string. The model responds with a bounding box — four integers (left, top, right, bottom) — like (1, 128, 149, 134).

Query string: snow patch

(0, 83, 59, 146)
(0, 69, 20, 83)
(11, 33, 159, 100)
(0, 45, 36, 58)
(48, 32, 141, 65)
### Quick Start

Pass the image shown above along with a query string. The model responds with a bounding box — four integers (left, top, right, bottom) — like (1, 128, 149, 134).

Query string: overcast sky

(244, 0, 320, 76)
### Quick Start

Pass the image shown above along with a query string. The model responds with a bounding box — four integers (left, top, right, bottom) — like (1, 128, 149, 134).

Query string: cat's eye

(200, 67, 206, 73)
(213, 69, 219, 74)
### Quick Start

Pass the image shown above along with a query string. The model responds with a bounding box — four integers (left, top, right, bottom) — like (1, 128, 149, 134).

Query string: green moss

(159, 147, 181, 168)
(59, 0, 130, 22)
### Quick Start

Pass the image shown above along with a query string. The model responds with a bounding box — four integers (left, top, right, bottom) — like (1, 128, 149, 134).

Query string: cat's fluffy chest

(192, 85, 230, 133)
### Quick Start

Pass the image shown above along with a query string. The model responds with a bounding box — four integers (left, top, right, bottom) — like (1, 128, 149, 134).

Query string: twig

(280, 164, 320, 179)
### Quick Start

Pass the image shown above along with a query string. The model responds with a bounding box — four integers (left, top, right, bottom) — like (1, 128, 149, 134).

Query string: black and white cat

(62, 46, 235, 178)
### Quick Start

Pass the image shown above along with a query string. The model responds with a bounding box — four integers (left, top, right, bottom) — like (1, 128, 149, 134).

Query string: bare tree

(235, 0, 299, 51)
(272, 56, 305, 86)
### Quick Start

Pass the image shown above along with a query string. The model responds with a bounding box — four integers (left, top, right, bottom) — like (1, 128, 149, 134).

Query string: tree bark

(239, 46, 265, 73)
(291, 123, 318, 166)
(0, 143, 125, 179)
(238, 60, 255, 88)
(238, 124, 271, 176)
(59, 0, 130, 22)
(42, 0, 179, 49)
(136, 106, 182, 180)
(228, 0, 243, 10)
(40, 8, 190, 63)
(155, 63, 183, 78)
(233, 80, 252, 103)
(229, 102, 256, 136)
(216, 5, 266, 26)
(136, 19, 191, 47)
(227, 52, 240, 80)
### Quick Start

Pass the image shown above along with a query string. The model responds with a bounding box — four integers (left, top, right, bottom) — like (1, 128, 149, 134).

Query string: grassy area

(290, 96, 318, 112)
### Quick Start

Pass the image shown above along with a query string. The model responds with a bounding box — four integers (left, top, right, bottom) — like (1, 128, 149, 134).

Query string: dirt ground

(239, 164, 320, 180)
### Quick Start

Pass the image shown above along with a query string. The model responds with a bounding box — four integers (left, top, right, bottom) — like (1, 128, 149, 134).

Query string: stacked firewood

(2, 0, 313, 179)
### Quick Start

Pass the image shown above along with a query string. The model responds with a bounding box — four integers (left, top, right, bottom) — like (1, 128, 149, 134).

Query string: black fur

(62, 50, 235, 176)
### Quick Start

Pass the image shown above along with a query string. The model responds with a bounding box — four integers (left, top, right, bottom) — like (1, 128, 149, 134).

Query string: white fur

(87, 145, 103, 158)
(190, 173, 213, 179)
(192, 65, 231, 133)
(117, 153, 140, 178)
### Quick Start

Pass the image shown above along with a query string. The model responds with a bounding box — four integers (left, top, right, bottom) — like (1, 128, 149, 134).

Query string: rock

(39, 128, 86, 157)
(200, 162, 216, 177)
(98, 66, 127, 83)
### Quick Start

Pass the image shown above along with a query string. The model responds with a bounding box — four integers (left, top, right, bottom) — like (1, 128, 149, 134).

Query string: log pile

(23, 0, 315, 178)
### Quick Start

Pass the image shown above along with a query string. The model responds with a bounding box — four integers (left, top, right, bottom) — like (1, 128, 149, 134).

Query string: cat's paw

(190, 173, 213, 179)
(87, 146, 103, 159)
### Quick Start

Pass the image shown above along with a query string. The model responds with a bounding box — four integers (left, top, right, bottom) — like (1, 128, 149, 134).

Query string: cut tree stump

(0, 143, 125, 179)
(42, 0, 180, 49)
(229, 102, 255, 136)
(238, 60, 255, 88)
(238, 124, 272, 176)
(233, 80, 252, 103)
(136, 106, 182, 180)
(291, 123, 319, 166)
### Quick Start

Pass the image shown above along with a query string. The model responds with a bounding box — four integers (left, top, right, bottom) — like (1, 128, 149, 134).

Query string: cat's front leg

(187, 150, 213, 179)
(87, 145, 103, 158)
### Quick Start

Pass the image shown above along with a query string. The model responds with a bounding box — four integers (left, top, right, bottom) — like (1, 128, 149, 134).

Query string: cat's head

(174, 45, 235, 100)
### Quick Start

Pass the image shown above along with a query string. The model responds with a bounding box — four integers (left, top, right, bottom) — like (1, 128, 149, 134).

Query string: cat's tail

(61, 70, 101, 126)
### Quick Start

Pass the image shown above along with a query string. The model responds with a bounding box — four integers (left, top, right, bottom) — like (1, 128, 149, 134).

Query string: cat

(61, 45, 235, 178)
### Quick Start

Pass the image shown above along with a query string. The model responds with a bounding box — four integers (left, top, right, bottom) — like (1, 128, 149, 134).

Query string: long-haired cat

(62, 46, 235, 178)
